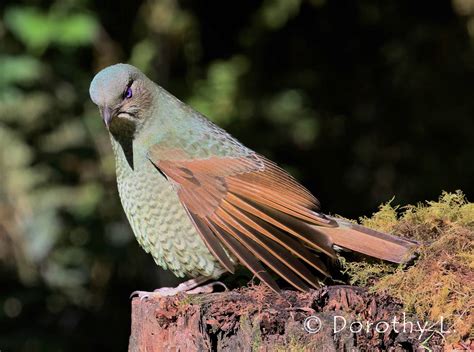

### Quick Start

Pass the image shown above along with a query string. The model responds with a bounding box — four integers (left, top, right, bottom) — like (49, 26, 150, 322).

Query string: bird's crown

(89, 63, 142, 108)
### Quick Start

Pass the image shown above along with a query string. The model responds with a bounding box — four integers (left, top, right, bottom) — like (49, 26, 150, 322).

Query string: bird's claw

(187, 281, 228, 294)
(129, 287, 186, 300)
(130, 290, 152, 301)
(130, 281, 228, 300)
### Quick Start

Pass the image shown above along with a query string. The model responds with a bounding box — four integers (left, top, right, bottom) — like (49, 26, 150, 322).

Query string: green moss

(274, 337, 307, 352)
(339, 256, 396, 288)
(175, 293, 209, 308)
(341, 191, 474, 343)
(359, 197, 399, 233)
(239, 314, 263, 351)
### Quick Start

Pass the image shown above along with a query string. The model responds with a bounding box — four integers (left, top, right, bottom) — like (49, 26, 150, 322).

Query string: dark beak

(101, 106, 114, 128)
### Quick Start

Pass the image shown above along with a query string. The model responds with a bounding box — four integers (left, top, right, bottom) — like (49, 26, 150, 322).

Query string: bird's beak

(101, 106, 114, 128)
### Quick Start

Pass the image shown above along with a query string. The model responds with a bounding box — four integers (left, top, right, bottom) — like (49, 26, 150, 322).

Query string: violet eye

(124, 87, 132, 99)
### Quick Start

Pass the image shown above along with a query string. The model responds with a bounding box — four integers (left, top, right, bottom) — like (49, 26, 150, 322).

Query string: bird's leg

(130, 269, 228, 300)
(185, 281, 228, 294)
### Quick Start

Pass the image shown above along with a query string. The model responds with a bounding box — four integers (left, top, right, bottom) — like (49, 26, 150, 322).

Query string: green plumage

(90, 64, 242, 278)
(112, 136, 222, 278)
(89, 63, 417, 291)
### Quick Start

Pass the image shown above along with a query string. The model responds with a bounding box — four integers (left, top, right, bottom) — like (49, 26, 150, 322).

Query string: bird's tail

(314, 216, 418, 263)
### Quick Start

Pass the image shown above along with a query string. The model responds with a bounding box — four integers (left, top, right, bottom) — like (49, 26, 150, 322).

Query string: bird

(89, 63, 417, 296)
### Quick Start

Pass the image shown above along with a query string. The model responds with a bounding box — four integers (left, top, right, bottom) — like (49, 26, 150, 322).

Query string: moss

(359, 197, 399, 233)
(341, 191, 474, 343)
(272, 327, 317, 352)
(274, 337, 307, 352)
(238, 314, 263, 351)
(175, 292, 209, 308)
(339, 256, 396, 287)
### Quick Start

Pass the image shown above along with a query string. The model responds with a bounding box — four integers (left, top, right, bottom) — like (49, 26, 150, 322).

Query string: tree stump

(128, 285, 445, 351)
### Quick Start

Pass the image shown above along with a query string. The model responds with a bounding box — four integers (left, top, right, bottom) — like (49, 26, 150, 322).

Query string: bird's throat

(109, 118, 136, 170)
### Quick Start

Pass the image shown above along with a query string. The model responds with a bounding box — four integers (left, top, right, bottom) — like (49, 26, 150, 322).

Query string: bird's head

(89, 64, 153, 137)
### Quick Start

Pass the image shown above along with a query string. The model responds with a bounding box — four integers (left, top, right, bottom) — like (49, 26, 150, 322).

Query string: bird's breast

(112, 143, 222, 278)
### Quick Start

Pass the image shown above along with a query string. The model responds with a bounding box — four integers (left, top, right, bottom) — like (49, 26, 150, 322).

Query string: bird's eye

(124, 87, 132, 99)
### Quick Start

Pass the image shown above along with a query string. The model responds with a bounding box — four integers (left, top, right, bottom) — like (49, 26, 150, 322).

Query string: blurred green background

(1, 0, 473, 350)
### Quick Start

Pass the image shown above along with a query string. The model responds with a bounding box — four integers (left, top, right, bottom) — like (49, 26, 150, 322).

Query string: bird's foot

(130, 278, 228, 301)
(185, 281, 228, 294)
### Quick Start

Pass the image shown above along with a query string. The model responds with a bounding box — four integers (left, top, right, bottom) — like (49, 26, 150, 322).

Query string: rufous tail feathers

(315, 217, 418, 263)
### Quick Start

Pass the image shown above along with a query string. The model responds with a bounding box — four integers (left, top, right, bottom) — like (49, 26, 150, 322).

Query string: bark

(128, 285, 446, 352)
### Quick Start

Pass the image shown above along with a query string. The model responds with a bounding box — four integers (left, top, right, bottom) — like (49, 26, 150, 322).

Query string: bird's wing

(148, 144, 337, 291)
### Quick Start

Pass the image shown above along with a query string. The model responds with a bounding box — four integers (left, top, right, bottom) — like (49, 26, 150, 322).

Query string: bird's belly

(116, 163, 222, 278)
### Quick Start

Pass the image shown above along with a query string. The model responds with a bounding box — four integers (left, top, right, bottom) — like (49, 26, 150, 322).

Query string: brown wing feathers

(189, 215, 235, 273)
(149, 147, 336, 291)
(204, 218, 281, 293)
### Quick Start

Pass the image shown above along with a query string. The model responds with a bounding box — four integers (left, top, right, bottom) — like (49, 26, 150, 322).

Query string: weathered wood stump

(129, 285, 445, 351)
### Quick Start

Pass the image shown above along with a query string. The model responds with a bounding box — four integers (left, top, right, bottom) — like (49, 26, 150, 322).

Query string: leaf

(4, 6, 98, 53)
(0, 55, 43, 86)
